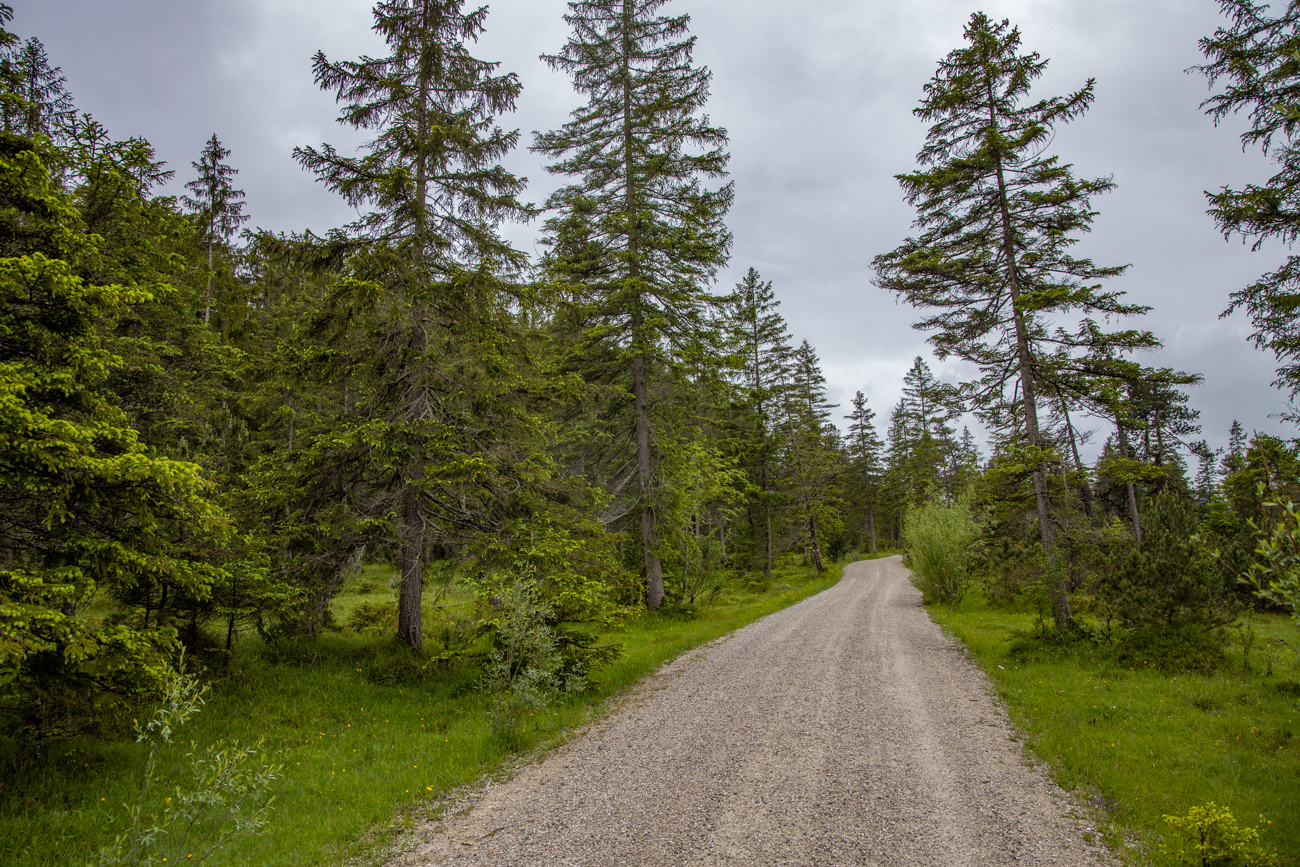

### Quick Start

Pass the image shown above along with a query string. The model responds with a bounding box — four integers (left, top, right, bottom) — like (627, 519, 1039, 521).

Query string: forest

(2, 0, 1299, 864)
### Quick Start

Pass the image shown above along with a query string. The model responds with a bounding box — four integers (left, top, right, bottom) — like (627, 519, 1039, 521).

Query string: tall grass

(902, 495, 980, 607)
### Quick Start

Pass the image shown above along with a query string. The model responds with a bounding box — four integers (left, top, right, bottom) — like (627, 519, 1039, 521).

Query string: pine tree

(0, 31, 74, 140)
(182, 134, 248, 326)
(1197, 1, 1300, 411)
(873, 13, 1148, 632)
(534, 0, 733, 609)
(726, 267, 792, 580)
(293, 0, 534, 648)
(777, 340, 841, 573)
(845, 391, 884, 553)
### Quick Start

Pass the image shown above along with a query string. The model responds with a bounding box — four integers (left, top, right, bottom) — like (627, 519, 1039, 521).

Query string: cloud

(18, 0, 1295, 452)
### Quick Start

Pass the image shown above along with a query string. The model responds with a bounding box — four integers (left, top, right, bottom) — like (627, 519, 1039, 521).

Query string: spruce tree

(293, 0, 533, 648)
(777, 340, 841, 573)
(534, 0, 733, 609)
(873, 13, 1147, 632)
(1198, 1, 1300, 411)
(0, 31, 74, 140)
(845, 391, 884, 553)
(182, 134, 248, 326)
(726, 267, 792, 580)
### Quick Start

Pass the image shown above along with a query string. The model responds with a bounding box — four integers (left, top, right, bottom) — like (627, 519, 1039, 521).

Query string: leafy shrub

(1161, 802, 1276, 866)
(98, 663, 279, 866)
(479, 585, 582, 747)
(903, 495, 980, 607)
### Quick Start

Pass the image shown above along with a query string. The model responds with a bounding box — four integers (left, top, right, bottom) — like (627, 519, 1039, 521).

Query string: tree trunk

(1115, 418, 1142, 549)
(621, 0, 662, 610)
(986, 77, 1067, 632)
(868, 503, 877, 554)
(398, 482, 425, 648)
(808, 513, 825, 574)
(1058, 395, 1094, 520)
(634, 347, 663, 609)
(203, 240, 214, 325)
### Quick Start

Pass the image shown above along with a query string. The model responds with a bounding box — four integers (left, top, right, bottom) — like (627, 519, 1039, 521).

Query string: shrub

(98, 662, 280, 866)
(1099, 492, 1236, 670)
(1161, 802, 1276, 866)
(902, 495, 980, 607)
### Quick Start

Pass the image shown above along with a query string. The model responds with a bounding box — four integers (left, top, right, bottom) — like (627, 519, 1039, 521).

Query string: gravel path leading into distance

(390, 556, 1114, 867)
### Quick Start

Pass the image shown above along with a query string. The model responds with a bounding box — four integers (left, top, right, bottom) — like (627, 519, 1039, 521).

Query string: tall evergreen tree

(0, 31, 74, 141)
(293, 0, 533, 648)
(182, 134, 248, 326)
(1198, 1, 1300, 413)
(873, 13, 1148, 633)
(0, 131, 227, 755)
(845, 391, 884, 553)
(726, 267, 792, 580)
(534, 0, 733, 609)
(777, 340, 841, 573)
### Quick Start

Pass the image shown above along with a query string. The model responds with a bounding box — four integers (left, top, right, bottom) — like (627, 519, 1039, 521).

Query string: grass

(927, 592, 1300, 866)
(1, 557, 851, 867)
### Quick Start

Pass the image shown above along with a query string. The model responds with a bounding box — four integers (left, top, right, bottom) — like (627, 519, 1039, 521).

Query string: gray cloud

(18, 0, 1295, 456)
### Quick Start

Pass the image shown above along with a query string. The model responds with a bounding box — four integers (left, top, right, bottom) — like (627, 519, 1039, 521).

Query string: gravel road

(390, 556, 1113, 867)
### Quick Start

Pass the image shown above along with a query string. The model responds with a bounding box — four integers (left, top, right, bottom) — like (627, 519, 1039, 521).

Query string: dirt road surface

(390, 556, 1112, 867)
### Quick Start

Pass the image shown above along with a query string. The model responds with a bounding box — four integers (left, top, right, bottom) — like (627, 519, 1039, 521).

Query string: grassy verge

(1, 559, 848, 867)
(927, 593, 1300, 866)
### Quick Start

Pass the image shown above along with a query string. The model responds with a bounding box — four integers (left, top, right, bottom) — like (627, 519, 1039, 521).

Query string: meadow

(929, 594, 1300, 866)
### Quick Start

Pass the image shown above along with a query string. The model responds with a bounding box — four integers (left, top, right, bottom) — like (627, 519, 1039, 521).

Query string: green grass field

(928, 593, 1300, 866)
(1, 556, 874, 867)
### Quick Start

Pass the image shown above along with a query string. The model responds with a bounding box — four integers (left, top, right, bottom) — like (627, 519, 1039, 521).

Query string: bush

(902, 495, 980, 607)
(1099, 492, 1236, 670)
(1161, 802, 1276, 866)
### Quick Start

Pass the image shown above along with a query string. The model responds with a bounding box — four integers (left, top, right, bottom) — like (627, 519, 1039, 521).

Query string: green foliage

(1162, 802, 1277, 867)
(1198, 0, 1300, 412)
(0, 133, 229, 755)
(1244, 496, 1300, 620)
(929, 594, 1300, 865)
(903, 495, 981, 607)
(97, 663, 280, 867)
(1102, 493, 1237, 632)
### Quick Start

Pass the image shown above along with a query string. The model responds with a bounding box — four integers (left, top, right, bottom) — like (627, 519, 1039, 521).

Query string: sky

(18, 0, 1298, 458)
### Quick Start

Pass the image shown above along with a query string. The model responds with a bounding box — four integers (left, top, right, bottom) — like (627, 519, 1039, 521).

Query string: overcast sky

(18, 0, 1297, 458)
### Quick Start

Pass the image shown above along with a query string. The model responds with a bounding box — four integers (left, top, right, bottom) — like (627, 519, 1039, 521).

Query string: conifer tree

(534, 0, 733, 609)
(726, 267, 792, 580)
(777, 340, 841, 573)
(1198, 1, 1300, 411)
(845, 391, 884, 553)
(874, 13, 1148, 632)
(293, 0, 533, 648)
(0, 132, 227, 754)
(182, 134, 247, 326)
(0, 31, 74, 140)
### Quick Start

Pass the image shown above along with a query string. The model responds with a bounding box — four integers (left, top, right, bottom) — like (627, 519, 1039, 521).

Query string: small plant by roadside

(902, 494, 980, 607)
(97, 662, 280, 866)
(479, 584, 580, 748)
(1161, 802, 1276, 867)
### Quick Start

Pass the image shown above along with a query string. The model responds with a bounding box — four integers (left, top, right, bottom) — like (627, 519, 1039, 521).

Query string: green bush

(902, 495, 980, 607)
(1161, 802, 1276, 866)
(1099, 492, 1236, 670)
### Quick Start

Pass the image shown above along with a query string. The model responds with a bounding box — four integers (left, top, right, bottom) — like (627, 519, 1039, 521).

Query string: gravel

(388, 556, 1115, 866)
